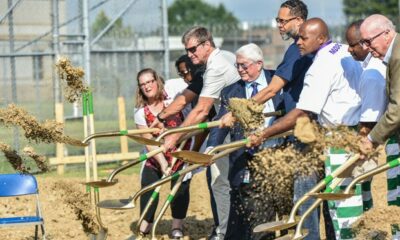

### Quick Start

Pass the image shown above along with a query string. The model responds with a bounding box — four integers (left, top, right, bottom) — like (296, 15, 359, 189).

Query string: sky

(167, 0, 345, 26)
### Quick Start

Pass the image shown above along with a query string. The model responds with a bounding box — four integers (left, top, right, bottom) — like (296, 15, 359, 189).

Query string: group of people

(132, 0, 400, 239)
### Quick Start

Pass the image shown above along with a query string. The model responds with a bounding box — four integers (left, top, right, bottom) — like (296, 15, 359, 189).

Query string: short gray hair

(235, 43, 263, 62)
(181, 26, 215, 47)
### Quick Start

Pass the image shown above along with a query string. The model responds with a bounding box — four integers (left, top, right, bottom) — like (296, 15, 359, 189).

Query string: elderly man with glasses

(359, 14, 400, 151)
(207, 43, 285, 240)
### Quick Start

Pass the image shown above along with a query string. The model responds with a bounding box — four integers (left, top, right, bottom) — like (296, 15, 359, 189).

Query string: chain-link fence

(0, 0, 347, 173)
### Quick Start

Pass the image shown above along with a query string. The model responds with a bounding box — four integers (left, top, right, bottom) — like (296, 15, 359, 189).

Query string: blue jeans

(293, 173, 319, 240)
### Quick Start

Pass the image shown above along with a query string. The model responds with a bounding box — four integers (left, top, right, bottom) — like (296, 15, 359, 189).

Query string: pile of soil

(0, 173, 213, 240)
(0, 104, 85, 146)
(228, 98, 265, 132)
(353, 205, 400, 240)
(56, 57, 88, 103)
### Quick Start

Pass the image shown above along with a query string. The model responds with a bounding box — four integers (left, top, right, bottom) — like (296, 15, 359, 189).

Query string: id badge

(243, 170, 250, 184)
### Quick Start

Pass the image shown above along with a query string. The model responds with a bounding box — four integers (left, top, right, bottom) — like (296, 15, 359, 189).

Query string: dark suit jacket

(207, 69, 285, 187)
(370, 34, 400, 144)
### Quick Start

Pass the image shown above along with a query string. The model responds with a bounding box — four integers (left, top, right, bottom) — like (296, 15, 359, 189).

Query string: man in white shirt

(247, 18, 363, 239)
(152, 26, 240, 239)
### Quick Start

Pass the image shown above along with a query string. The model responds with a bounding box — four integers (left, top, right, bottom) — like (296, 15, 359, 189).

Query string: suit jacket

(207, 69, 285, 187)
(370, 34, 400, 144)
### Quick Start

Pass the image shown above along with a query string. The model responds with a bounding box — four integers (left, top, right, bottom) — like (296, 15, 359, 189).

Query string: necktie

(247, 82, 259, 156)
(250, 82, 258, 98)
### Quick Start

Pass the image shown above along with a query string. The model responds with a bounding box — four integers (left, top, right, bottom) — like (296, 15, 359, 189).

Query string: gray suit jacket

(370, 34, 400, 144)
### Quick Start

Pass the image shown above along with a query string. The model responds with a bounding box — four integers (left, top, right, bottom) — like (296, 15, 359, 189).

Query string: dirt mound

(56, 57, 88, 103)
(353, 205, 400, 240)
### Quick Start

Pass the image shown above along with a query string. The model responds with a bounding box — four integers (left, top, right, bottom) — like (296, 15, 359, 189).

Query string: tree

(168, 0, 239, 35)
(343, 0, 398, 24)
(91, 10, 133, 38)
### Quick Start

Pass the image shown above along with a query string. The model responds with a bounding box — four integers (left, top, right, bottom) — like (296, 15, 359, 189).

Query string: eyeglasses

(139, 79, 156, 88)
(234, 62, 254, 70)
(360, 30, 387, 47)
(178, 69, 191, 77)
(185, 41, 206, 54)
(275, 17, 297, 26)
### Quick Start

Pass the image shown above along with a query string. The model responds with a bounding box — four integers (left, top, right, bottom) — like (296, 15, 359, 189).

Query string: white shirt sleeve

(296, 64, 332, 114)
(359, 69, 387, 122)
(164, 78, 188, 100)
(134, 107, 146, 126)
(199, 67, 227, 99)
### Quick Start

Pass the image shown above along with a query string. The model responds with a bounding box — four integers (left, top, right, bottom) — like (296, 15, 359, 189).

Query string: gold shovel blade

(253, 219, 298, 232)
(97, 198, 135, 209)
(127, 135, 162, 146)
(171, 151, 213, 164)
(83, 179, 118, 188)
(307, 192, 354, 200)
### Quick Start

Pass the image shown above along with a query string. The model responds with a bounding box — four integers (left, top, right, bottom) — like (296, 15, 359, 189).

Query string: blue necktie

(247, 82, 259, 156)
(250, 82, 258, 98)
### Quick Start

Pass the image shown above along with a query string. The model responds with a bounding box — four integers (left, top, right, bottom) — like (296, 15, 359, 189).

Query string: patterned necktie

(250, 82, 258, 98)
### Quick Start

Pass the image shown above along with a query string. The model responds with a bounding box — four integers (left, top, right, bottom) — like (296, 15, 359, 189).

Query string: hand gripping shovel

(274, 177, 345, 240)
(96, 139, 245, 210)
(173, 130, 293, 165)
(127, 120, 222, 146)
(84, 129, 201, 189)
(253, 153, 360, 233)
(311, 156, 400, 201)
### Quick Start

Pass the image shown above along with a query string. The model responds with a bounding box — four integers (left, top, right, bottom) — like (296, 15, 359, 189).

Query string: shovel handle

(157, 120, 221, 140)
(343, 157, 400, 194)
(126, 128, 159, 135)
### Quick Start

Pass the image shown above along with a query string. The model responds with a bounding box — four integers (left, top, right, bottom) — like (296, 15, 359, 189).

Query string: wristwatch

(157, 113, 166, 124)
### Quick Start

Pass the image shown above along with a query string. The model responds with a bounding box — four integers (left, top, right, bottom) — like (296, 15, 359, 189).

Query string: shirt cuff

(367, 134, 374, 143)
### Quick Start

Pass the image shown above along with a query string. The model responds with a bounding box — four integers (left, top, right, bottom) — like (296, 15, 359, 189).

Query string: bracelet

(157, 113, 166, 123)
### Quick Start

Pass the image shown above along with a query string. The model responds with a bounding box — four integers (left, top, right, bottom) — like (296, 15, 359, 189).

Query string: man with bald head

(248, 18, 363, 239)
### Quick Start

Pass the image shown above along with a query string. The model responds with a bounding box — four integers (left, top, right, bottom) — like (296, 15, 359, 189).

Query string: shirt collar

(245, 70, 266, 89)
(362, 53, 373, 68)
(383, 34, 396, 65)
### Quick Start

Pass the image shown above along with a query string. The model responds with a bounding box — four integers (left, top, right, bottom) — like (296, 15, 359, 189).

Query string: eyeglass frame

(139, 79, 156, 88)
(178, 69, 191, 77)
(359, 30, 388, 47)
(185, 41, 206, 54)
(234, 62, 255, 71)
(275, 16, 297, 26)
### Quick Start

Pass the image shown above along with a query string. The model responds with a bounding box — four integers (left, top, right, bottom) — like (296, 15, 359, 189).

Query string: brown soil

(228, 98, 265, 132)
(249, 117, 383, 215)
(56, 57, 88, 103)
(353, 206, 400, 240)
(0, 172, 213, 240)
(0, 141, 29, 173)
(23, 146, 49, 173)
(0, 104, 85, 146)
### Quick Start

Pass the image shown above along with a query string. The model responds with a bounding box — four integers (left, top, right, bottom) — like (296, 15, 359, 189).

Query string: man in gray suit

(359, 15, 400, 149)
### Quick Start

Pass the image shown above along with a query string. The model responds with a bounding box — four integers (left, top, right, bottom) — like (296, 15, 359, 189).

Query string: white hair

(363, 14, 395, 32)
(235, 43, 263, 62)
